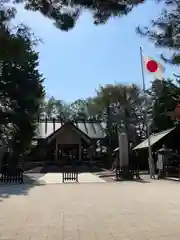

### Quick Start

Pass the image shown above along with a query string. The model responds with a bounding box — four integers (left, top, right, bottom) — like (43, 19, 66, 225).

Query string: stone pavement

(38, 172, 106, 184)
(1, 180, 180, 239)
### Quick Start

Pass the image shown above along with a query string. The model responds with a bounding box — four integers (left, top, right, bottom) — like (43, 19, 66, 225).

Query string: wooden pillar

(55, 142, 58, 162)
(45, 117, 47, 134)
(78, 144, 82, 161)
(53, 118, 56, 132)
(88, 145, 94, 165)
(0, 147, 4, 171)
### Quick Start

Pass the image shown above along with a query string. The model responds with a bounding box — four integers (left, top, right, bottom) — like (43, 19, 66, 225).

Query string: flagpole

(140, 46, 155, 179)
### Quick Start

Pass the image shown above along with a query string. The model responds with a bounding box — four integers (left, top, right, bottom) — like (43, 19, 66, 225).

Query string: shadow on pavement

(163, 178, 180, 183)
(0, 174, 45, 202)
(115, 178, 151, 183)
(38, 163, 105, 174)
(24, 162, 106, 174)
(131, 179, 151, 183)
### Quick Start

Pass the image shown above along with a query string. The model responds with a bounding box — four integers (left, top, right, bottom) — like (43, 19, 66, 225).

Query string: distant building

(30, 120, 107, 165)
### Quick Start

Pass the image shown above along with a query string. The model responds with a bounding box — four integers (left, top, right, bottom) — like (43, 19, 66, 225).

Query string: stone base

(116, 167, 134, 180)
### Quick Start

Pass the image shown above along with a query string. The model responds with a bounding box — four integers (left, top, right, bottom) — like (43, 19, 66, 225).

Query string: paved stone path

(1, 180, 180, 240)
(39, 173, 106, 184)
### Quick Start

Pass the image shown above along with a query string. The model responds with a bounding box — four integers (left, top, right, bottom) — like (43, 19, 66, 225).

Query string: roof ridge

(152, 127, 175, 136)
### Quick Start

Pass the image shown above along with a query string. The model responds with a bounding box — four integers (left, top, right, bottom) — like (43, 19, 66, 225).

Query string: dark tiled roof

(74, 122, 106, 139)
(35, 121, 107, 140)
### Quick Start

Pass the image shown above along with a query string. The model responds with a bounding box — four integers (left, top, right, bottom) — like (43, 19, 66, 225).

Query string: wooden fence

(0, 167, 24, 184)
(62, 168, 78, 183)
(115, 167, 134, 180)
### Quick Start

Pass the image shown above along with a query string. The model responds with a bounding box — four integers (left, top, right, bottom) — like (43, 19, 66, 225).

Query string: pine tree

(137, 0, 180, 64)
(149, 79, 180, 132)
(16, 0, 144, 31)
(0, 8, 45, 165)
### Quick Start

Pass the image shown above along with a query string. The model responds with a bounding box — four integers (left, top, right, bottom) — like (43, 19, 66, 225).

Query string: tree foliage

(0, 8, 45, 164)
(42, 83, 146, 150)
(12, 0, 144, 31)
(137, 0, 180, 64)
(149, 78, 180, 132)
(42, 77, 180, 150)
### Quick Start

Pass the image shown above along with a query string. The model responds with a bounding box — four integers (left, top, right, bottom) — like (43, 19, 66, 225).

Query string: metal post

(107, 92, 112, 167)
(140, 46, 155, 178)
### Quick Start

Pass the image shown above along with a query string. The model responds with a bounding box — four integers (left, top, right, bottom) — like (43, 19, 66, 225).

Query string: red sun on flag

(142, 54, 165, 79)
(146, 60, 158, 73)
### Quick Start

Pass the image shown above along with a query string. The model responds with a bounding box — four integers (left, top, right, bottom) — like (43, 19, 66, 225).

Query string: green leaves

(149, 79, 180, 132)
(12, 0, 143, 31)
(137, 0, 180, 65)
(0, 13, 44, 159)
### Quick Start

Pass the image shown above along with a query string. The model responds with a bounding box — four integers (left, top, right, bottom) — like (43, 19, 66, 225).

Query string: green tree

(149, 79, 180, 132)
(55, 100, 71, 120)
(85, 97, 103, 120)
(90, 83, 145, 148)
(12, 0, 144, 31)
(0, 13, 45, 165)
(44, 96, 57, 118)
(43, 97, 72, 120)
(45, 82, 145, 148)
(69, 99, 89, 120)
(137, 0, 180, 64)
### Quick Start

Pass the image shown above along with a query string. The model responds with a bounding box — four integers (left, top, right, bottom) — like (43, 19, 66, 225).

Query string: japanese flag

(143, 56, 165, 80)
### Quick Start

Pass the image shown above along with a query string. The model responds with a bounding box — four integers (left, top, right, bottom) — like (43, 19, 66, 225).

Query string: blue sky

(14, 1, 179, 102)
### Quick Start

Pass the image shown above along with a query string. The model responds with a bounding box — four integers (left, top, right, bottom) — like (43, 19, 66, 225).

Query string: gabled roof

(46, 122, 92, 145)
(133, 127, 175, 150)
(73, 122, 106, 139)
(35, 121, 107, 140)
